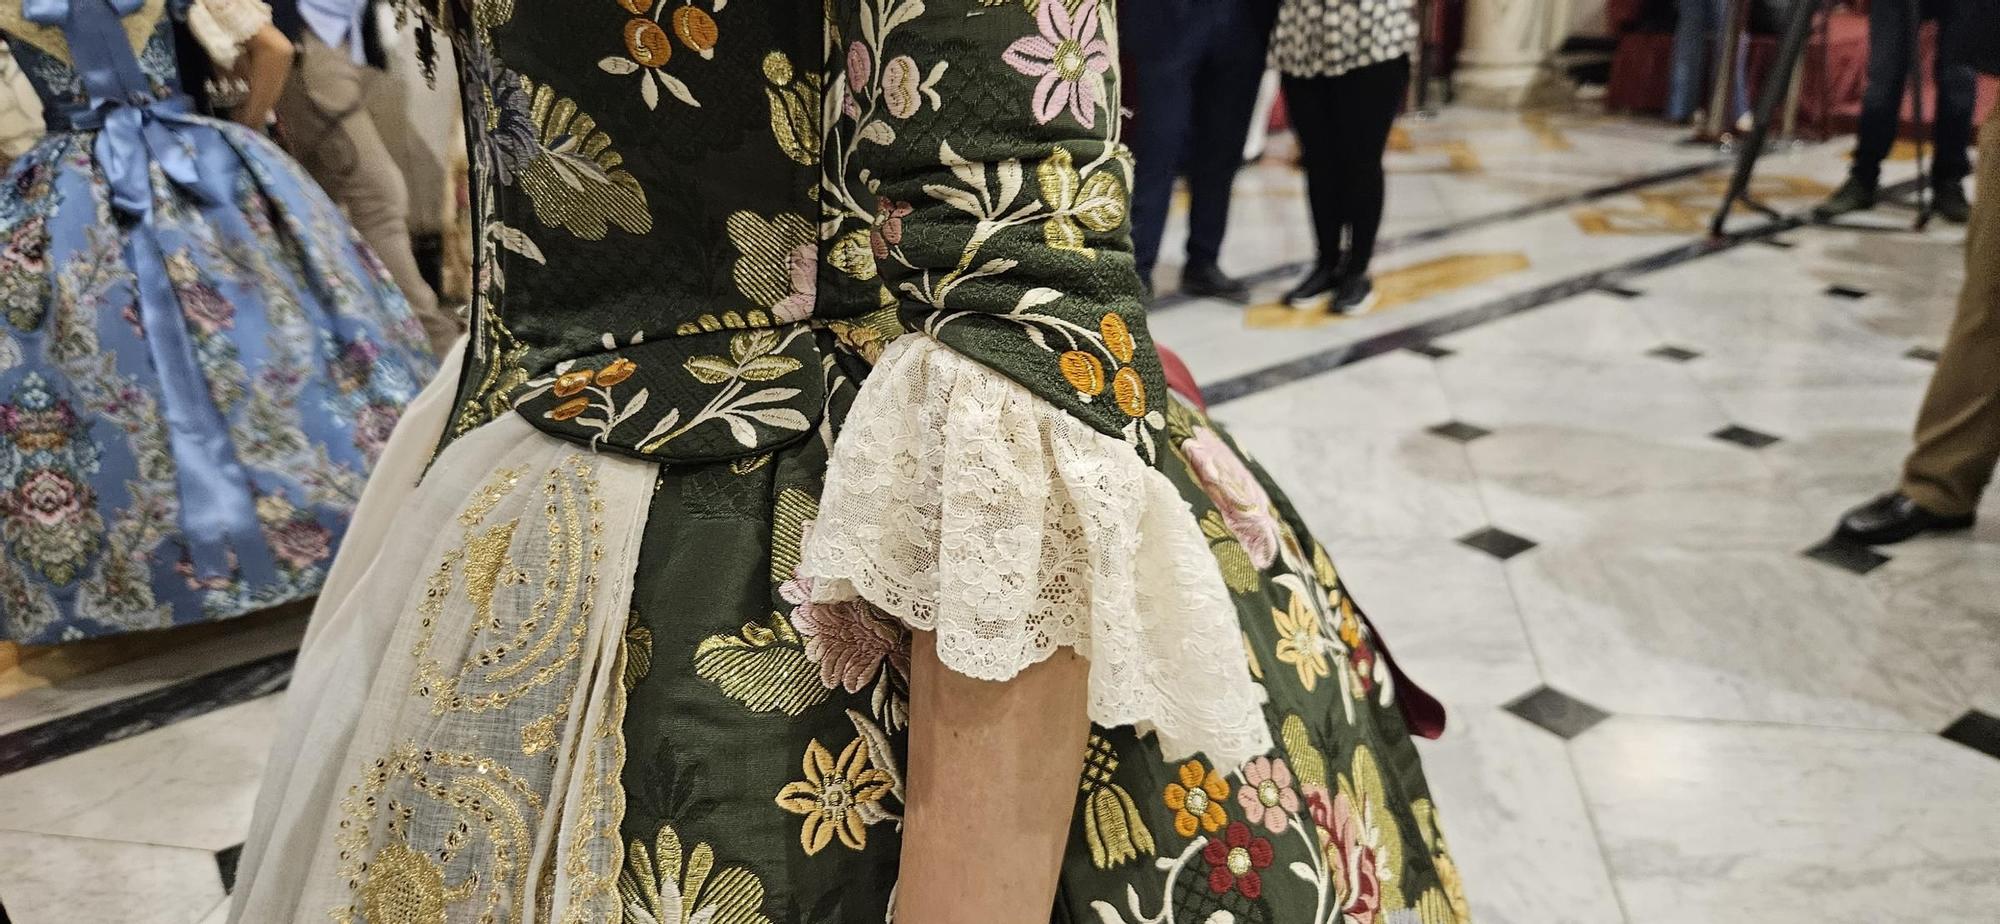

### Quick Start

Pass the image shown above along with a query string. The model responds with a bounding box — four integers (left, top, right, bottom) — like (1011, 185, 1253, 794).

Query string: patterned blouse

(1270, 0, 1419, 79)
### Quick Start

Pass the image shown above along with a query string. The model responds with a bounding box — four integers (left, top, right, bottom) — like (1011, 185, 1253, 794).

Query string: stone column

(1454, 0, 1576, 109)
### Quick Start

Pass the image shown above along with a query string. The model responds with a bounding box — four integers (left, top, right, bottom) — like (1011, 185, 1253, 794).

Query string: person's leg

(275, 35, 446, 352)
(1928, 0, 1978, 189)
(1279, 73, 1347, 295)
(1122, 16, 1200, 287)
(1338, 57, 1411, 282)
(1899, 107, 2000, 516)
(1851, 0, 1916, 186)
(1720, 0, 1751, 121)
(1666, 0, 1713, 121)
(1181, 3, 1271, 275)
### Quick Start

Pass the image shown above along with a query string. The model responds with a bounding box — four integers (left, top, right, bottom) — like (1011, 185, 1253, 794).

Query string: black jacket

(266, 0, 391, 69)
(1953, 0, 1999, 77)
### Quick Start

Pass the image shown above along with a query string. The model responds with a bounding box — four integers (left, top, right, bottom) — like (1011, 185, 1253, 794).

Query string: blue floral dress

(0, 0, 435, 643)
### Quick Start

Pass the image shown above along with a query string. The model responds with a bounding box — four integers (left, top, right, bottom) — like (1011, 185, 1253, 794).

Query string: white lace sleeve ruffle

(798, 334, 1274, 769)
(188, 0, 272, 70)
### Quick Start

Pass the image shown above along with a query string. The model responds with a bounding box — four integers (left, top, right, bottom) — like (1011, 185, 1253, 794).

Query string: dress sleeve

(186, 0, 271, 71)
(804, 0, 1272, 769)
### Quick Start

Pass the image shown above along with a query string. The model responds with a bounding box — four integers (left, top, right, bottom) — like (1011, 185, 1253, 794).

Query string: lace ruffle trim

(798, 334, 1273, 769)
(189, 0, 272, 70)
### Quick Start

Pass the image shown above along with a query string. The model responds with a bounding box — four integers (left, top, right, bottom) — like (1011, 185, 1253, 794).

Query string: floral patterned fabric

(284, 0, 1468, 919)
(0, 0, 434, 643)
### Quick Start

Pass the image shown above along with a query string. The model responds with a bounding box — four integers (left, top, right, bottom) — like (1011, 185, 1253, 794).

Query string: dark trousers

(1284, 57, 1410, 278)
(1123, 0, 1273, 278)
(1854, 0, 1976, 186)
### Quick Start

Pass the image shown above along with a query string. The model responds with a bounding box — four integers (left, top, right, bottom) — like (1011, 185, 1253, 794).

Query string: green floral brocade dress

(231, 1, 1470, 922)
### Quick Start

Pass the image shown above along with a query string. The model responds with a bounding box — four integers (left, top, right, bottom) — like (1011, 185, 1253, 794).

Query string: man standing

(1816, 0, 1976, 223)
(269, 0, 460, 354)
(1835, 16, 2000, 545)
(1122, 0, 1278, 301)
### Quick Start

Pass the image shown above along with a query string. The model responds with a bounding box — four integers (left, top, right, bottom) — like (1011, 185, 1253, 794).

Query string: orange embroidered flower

(547, 397, 592, 421)
(672, 6, 719, 57)
(624, 18, 673, 68)
(595, 357, 638, 387)
(553, 369, 596, 398)
(1059, 350, 1106, 396)
(1112, 366, 1146, 417)
(1099, 313, 1135, 363)
(1163, 759, 1230, 837)
(616, 0, 650, 12)
(775, 737, 895, 855)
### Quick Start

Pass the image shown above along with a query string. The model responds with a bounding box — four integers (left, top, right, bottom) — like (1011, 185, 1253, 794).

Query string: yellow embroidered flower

(1112, 366, 1146, 417)
(1162, 759, 1230, 838)
(622, 821, 774, 924)
(596, 357, 638, 387)
(671, 5, 719, 58)
(553, 368, 595, 397)
(1272, 591, 1331, 692)
(775, 737, 894, 855)
(547, 396, 591, 421)
(1060, 350, 1106, 396)
(1099, 312, 1135, 363)
(358, 841, 446, 924)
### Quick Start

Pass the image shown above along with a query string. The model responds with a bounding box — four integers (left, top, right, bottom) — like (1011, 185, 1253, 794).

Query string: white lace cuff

(798, 334, 1273, 769)
(189, 0, 272, 70)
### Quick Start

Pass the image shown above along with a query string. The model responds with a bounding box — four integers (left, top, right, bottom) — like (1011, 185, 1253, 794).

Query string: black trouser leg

(1124, 18, 1201, 279)
(1336, 58, 1411, 276)
(1183, 5, 1272, 268)
(1285, 58, 1409, 278)
(1853, 0, 1917, 184)
(1280, 73, 1349, 271)
(1930, 0, 1978, 186)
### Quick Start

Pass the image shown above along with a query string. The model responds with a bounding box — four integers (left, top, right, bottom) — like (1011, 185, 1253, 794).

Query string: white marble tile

(1867, 543, 2000, 715)
(1434, 293, 1664, 361)
(0, 695, 278, 851)
(1227, 422, 1489, 542)
(1331, 538, 1544, 708)
(0, 831, 226, 924)
(1507, 546, 1967, 731)
(194, 899, 233, 924)
(1436, 352, 1730, 444)
(1573, 718, 2000, 923)
(1412, 710, 1628, 924)
(1466, 428, 1822, 549)
(1213, 350, 1454, 433)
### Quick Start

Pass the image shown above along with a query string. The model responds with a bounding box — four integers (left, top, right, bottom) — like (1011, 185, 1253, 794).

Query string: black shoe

(1933, 183, 1972, 224)
(1833, 491, 1975, 546)
(1815, 176, 1878, 219)
(1180, 261, 1249, 301)
(1282, 263, 1343, 309)
(1331, 275, 1377, 314)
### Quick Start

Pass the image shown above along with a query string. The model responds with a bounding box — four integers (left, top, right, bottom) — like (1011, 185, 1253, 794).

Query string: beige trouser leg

(274, 34, 459, 356)
(1901, 106, 2000, 517)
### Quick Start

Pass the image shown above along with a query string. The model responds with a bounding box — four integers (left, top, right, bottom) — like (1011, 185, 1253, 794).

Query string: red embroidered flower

(267, 515, 333, 570)
(9, 469, 88, 527)
(1203, 821, 1274, 899)
(870, 197, 912, 259)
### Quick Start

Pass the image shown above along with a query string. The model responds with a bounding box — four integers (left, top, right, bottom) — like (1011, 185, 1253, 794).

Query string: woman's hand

(896, 631, 1091, 922)
(229, 24, 292, 130)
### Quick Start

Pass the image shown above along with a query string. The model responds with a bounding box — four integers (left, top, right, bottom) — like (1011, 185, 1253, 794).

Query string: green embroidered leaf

(693, 617, 831, 716)
(685, 356, 739, 384)
(1210, 538, 1261, 595)
(738, 355, 804, 382)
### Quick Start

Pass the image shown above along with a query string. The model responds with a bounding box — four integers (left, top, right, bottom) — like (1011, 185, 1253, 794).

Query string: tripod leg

(1708, 0, 1827, 236)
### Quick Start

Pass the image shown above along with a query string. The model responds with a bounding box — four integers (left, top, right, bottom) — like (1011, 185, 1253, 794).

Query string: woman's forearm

(896, 631, 1091, 922)
(231, 25, 293, 130)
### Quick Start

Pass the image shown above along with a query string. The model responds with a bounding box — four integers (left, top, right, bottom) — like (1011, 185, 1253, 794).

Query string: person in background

(1666, 0, 1750, 125)
(1122, 0, 1277, 301)
(1816, 0, 1975, 223)
(268, 0, 461, 353)
(1835, 17, 2000, 545)
(1273, 0, 1420, 313)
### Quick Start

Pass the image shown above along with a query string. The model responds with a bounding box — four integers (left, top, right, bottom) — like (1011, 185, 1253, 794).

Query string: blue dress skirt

(0, 0, 436, 643)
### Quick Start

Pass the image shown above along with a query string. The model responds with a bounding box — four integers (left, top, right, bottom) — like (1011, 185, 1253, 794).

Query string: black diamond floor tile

(1712, 424, 1782, 449)
(1825, 284, 1870, 300)
(1905, 346, 1942, 363)
(1757, 237, 1798, 249)
(1646, 344, 1702, 362)
(1, 896, 10, 924)
(1407, 342, 1455, 359)
(1802, 539, 1892, 576)
(1505, 686, 1612, 739)
(1458, 526, 1538, 561)
(217, 843, 243, 893)
(1427, 420, 1493, 444)
(1941, 710, 2000, 761)
(1599, 283, 1645, 299)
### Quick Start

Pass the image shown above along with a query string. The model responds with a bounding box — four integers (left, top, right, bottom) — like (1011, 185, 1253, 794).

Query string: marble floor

(2, 106, 1997, 923)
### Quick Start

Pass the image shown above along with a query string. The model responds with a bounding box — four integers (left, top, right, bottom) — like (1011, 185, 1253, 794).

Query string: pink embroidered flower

(352, 401, 401, 465)
(267, 515, 333, 570)
(1236, 757, 1301, 833)
(772, 243, 818, 323)
(10, 469, 87, 527)
(783, 551, 910, 693)
(1202, 822, 1274, 900)
(1182, 427, 1281, 568)
(178, 281, 235, 336)
(1001, 0, 1112, 128)
(846, 41, 871, 94)
(870, 197, 912, 259)
(1325, 791, 1385, 923)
